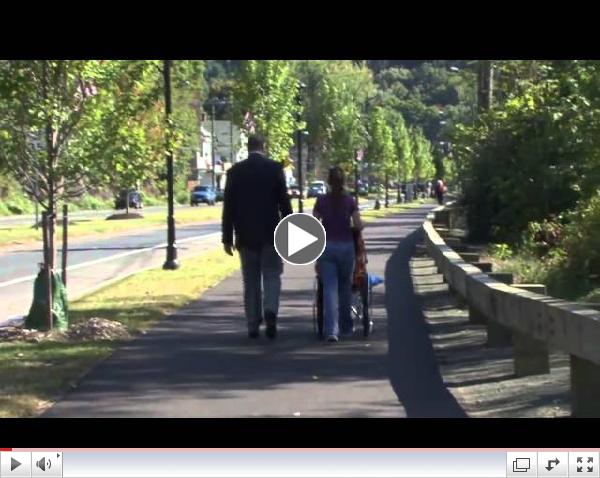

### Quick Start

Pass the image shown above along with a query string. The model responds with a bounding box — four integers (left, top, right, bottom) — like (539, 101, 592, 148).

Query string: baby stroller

(312, 228, 379, 338)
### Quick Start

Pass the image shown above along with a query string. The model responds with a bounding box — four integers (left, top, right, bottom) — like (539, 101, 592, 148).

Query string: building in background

(189, 121, 248, 190)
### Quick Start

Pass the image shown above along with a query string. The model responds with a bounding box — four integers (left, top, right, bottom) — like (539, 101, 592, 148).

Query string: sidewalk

(44, 205, 461, 417)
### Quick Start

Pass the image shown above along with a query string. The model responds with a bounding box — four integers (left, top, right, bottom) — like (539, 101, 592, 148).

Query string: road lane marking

(0, 232, 220, 289)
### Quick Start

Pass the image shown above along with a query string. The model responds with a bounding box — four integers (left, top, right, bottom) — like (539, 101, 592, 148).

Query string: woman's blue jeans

(317, 241, 355, 337)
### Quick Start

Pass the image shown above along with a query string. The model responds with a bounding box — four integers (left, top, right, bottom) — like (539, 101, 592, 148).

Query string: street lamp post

(354, 148, 363, 203)
(354, 160, 359, 203)
(296, 82, 306, 213)
(163, 59, 179, 270)
(211, 102, 216, 190)
(230, 101, 234, 165)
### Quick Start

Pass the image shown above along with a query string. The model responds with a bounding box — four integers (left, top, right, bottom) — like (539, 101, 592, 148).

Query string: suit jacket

(222, 152, 293, 249)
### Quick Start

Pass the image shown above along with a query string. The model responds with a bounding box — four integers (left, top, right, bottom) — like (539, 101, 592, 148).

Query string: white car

(307, 181, 327, 198)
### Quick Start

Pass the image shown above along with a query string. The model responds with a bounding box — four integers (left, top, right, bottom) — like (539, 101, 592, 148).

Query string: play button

(274, 213, 326, 265)
(1, 453, 31, 476)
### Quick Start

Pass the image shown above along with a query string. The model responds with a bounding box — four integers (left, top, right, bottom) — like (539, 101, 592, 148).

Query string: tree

(234, 60, 301, 163)
(295, 60, 376, 178)
(366, 107, 395, 202)
(294, 60, 334, 177)
(449, 60, 600, 242)
(411, 127, 435, 182)
(326, 99, 365, 177)
(393, 114, 413, 200)
(0, 60, 204, 265)
(373, 62, 475, 146)
(172, 60, 206, 154)
(79, 61, 165, 213)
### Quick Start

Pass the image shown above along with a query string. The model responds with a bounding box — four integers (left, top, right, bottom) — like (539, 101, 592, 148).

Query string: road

(0, 222, 221, 324)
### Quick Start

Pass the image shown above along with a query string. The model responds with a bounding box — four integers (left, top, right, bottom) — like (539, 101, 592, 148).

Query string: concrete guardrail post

(511, 284, 550, 377)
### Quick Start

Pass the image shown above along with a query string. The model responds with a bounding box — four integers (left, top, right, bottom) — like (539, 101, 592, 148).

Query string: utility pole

(478, 60, 493, 111)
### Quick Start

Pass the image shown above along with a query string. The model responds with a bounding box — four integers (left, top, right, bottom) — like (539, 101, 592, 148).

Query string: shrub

(489, 243, 514, 260)
(522, 218, 564, 258)
(561, 193, 600, 283)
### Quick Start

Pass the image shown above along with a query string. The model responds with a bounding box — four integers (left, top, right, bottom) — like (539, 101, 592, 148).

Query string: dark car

(190, 185, 217, 206)
(215, 188, 224, 202)
(115, 190, 143, 210)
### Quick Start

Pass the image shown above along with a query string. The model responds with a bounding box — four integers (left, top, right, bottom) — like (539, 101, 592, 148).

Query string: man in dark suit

(222, 134, 293, 339)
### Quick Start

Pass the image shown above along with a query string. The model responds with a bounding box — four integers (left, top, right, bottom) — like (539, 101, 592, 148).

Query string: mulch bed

(0, 318, 131, 343)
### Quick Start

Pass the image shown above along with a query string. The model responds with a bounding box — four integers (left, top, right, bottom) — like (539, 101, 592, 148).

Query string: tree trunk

(385, 172, 389, 208)
(43, 61, 57, 271)
(42, 212, 53, 329)
(42, 60, 56, 328)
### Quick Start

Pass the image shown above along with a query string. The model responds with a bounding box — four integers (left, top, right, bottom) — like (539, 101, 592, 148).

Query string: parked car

(288, 183, 301, 198)
(115, 189, 143, 210)
(216, 189, 225, 202)
(307, 180, 327, 198)
(190, 185, 216, 206)
(357, 181, 369, 196)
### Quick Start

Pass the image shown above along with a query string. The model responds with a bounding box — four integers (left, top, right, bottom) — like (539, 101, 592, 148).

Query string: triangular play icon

(11, 458, 21, 472)
(288, 221, 318, 257)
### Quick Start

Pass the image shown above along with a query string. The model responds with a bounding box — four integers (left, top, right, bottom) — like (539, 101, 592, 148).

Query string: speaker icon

(35, 458, 51, 472)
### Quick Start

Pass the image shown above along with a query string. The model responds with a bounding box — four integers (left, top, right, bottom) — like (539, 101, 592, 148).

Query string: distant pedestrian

(222, 134, 293, 339)
(435, 179, 446, 205)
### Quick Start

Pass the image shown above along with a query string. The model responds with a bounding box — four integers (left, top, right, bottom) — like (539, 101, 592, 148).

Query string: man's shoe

(264, 311, 277, 339)
(266, 324, 277, 339)
(326, 335, 339, 343)
(248, 330, 259, 339)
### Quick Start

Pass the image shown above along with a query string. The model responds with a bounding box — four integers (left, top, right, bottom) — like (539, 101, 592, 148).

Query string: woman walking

(313, 167, 364, 342)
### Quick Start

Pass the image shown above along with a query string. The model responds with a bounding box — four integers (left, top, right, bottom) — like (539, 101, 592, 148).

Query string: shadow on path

(385, 228, 467, 417)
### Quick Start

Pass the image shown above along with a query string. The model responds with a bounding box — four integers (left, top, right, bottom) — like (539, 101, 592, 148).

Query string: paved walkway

(45, 205, 465, 417)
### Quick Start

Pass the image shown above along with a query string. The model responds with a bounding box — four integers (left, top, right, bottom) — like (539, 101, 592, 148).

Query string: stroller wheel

(360, 276, 371, 337)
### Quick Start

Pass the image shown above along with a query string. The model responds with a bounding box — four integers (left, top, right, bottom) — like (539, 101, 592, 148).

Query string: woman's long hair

(327, 166, 345, 198)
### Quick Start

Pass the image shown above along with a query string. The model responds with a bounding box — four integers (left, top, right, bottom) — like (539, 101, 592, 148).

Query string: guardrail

(422, 204, 600, 417)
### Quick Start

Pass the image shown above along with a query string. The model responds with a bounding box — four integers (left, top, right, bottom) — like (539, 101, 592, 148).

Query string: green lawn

(0, 246, 240, 418)
(0, 205, 223, 248)
(361, 198, 432, 222)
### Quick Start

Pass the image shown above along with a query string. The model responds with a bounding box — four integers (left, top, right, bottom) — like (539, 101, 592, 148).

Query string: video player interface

(0, 450, 597, 478)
